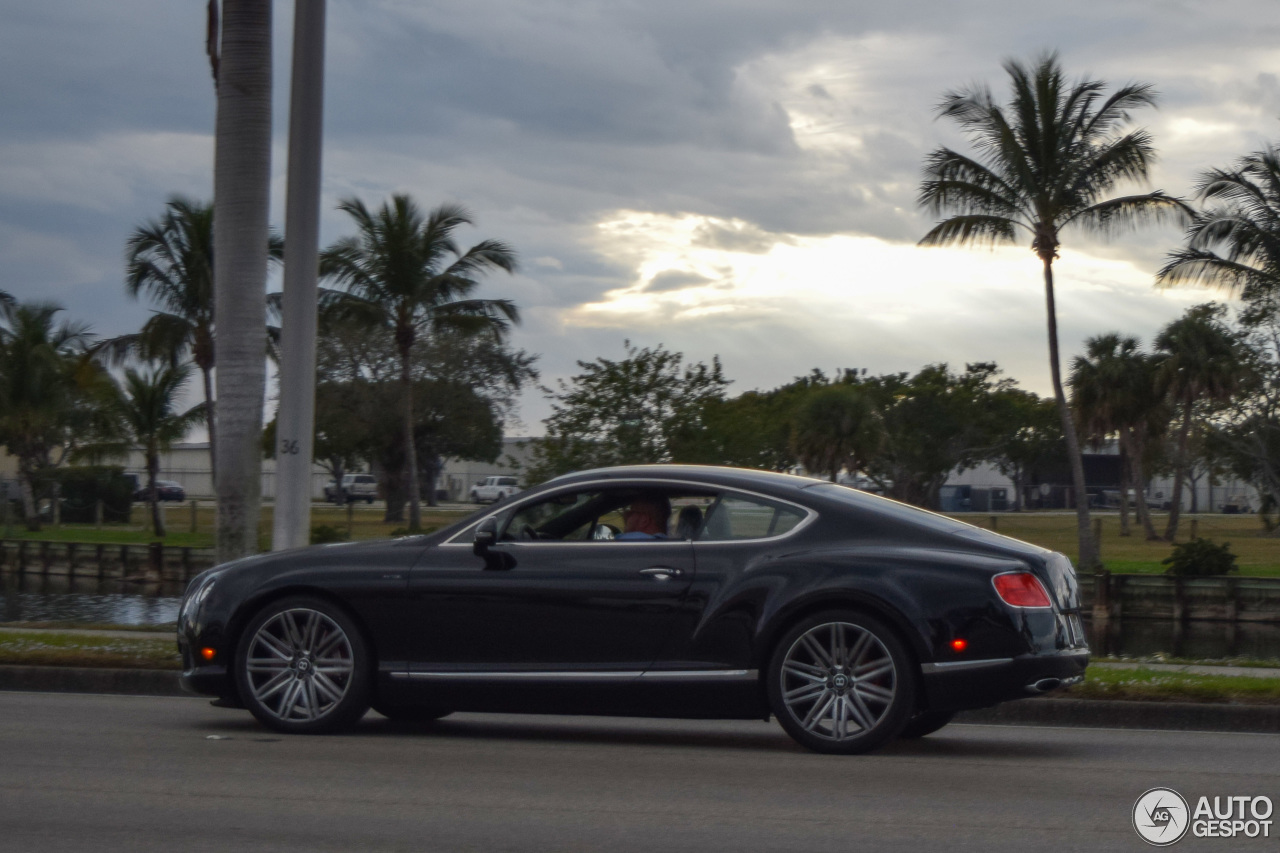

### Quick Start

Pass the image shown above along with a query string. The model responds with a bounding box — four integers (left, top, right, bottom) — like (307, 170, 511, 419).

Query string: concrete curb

(0, 665, 185, 697)
(4, 666, 1280, 732)
(958, 697, 1280, 732)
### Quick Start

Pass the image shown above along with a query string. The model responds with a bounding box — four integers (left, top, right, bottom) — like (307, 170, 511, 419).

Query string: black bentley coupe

(178, 465, 1088, 754)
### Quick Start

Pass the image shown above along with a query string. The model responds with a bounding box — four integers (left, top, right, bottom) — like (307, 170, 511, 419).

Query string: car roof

(548, 464, 825, 496)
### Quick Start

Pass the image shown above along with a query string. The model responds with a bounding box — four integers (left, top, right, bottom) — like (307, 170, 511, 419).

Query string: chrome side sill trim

(638, 669, 756, 681)
(919, 657, 1014, 674)
(391, 668, 757, 682)
(393, 670, 644, 681)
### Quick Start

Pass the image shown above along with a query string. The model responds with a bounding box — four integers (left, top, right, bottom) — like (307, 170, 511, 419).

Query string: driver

(616, 494, 671, 540)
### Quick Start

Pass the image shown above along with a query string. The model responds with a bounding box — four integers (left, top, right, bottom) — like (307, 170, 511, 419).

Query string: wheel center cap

(832, 673, 849, 691)
(296, 658, 311, 673)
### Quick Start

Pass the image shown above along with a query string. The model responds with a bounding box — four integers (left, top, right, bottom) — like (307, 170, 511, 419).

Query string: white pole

(272, 0, 326, 551)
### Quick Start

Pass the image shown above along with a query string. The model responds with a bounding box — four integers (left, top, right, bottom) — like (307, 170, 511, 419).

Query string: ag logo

(1133, 788, 1190, 846)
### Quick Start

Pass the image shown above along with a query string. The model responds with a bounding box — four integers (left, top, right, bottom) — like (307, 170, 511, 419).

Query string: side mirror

(474, 517, 513, 570)
(473, 517, 499, 556)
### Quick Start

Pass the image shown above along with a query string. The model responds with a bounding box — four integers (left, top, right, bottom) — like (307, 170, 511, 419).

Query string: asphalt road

(1, 692, 1277, 852)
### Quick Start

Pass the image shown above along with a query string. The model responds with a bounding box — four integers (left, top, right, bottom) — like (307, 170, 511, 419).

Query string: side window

(501, 490, 603, 541)
(700, 493, 808, 542)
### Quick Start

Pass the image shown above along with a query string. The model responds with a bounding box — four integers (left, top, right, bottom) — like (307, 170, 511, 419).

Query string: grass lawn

(954, 512, 1280, 576)
(0, 629, 180, 670)
(1066, 666, 1280, 704)
(2, 503, 1275, 575)
(0, 503, 477, 550)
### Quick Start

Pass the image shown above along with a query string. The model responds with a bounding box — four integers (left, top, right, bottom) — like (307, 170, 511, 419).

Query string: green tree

(859, 363, 1011, 508)
(986, 389, 1065, 512)
(918, 53, 1188, 568)
(1206, 307, 1280, 532)
(110, 364, 206, 537)
(1155, 304, 1245, 540)
(527, 342, 730, 483)
(108, 197, 281, 481)
(791, 385, 883, 482)
(1069, 334, 1163, 539)
(321, 195, 519, 527)
(212, 0, 274, 561)
(0, 301, 96, 529)
(1158, 145, 1280, 322)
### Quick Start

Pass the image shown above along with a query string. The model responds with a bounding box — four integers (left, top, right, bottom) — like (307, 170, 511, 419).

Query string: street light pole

(272, 0, 326, 551)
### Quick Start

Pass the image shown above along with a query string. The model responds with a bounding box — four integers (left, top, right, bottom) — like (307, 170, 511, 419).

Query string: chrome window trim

(440, 477, 818, 547)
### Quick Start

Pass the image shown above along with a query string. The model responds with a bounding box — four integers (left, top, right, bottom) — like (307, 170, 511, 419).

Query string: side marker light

(950, 638, 968, 652)
(200, 647, 217, 661)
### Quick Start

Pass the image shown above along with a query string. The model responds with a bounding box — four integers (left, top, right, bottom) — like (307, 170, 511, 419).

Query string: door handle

(640, 567, 683, 581)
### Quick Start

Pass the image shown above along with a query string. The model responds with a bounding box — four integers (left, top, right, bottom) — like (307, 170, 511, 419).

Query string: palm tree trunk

(1129, 429, 1159, 540)
(1165, 401, 1194, 541)
(201, 364, 217, 488)
(18, 459, 39, 532)
(212, 0, 272, 562)
(148, 449, 165, 538)
(401, 348, 421, 531)
(1116, 436, 1131, 537)
(1042, 255, 1098, 570)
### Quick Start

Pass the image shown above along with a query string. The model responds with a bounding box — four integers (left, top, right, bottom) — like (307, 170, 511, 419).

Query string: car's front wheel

(767, 611, 915, 754)
(235, 596, 372, 734)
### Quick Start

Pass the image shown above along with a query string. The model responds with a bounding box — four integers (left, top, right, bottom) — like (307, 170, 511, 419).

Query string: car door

(405, 485, 695, 673)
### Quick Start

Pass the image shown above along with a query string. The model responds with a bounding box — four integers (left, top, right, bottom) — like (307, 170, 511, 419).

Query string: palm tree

(0, 301, 94, 529)
(0, 290, 13, 309)
(918, 53, 1189, 570)
(1158, 145, 1280, 320)
(1069, 334, 1162, 539)
(212, 0, 273, 562)
(791, 385, 883, 483)
(321, 195, 519, 530)
(108, 197, 281, 483)
(1154, 304, 1243, 541)
(112, 364, 206, 537)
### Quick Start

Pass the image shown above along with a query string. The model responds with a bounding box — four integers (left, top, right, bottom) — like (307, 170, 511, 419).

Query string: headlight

(179, 574, 217, 623)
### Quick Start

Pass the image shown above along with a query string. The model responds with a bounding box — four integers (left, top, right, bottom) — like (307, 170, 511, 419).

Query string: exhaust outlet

(1026, 677, 1062, 694)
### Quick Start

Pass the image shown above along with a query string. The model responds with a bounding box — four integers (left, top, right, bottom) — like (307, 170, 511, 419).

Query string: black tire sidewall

(897, 709, 955, 739)
(767, 610, 916, 755)
(235, 595, 373, 734)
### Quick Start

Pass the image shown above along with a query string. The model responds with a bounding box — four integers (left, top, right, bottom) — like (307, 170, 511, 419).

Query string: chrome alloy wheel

(779, 621, 897, 741)
(244, 608, 355, 722)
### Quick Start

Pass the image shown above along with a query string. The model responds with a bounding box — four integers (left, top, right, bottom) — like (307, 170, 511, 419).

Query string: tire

(371, 702, 452, 723)
(767, 611, 916, 755)
(235, 596, 373, 734)
(366, 496, 374, 504)
(897, 709, 955, 739)
(470, 492, 480, 503)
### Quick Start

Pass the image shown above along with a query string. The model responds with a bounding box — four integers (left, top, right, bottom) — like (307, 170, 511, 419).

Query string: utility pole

(272, 0, 327, 551)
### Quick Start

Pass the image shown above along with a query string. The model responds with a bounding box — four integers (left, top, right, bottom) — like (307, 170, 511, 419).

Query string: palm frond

(918, 215, 1021, 248)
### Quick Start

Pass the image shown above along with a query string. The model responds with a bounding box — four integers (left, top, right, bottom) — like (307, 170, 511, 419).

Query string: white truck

(470, 476, 522, 504)
(324, 473, 379, 504)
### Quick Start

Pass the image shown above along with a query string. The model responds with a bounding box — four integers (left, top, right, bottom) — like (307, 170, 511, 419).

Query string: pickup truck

(324, 473, 378, 504)
(470, 476, 522, 504)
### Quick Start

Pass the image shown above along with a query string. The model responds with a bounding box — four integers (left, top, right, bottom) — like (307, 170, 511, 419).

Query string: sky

(2, 0, 1278, 435)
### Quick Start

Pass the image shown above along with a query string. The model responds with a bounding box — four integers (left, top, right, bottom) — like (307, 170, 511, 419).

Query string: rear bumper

(920, 649, 1089, 713)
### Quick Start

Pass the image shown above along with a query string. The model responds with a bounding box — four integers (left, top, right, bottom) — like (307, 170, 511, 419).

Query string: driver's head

(622, 494, 671, 535)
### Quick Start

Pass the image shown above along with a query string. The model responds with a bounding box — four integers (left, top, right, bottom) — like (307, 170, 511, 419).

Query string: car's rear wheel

(767, 611, 915, 755)
(235, 596, 372, 734)
(898, 709, 955, 739)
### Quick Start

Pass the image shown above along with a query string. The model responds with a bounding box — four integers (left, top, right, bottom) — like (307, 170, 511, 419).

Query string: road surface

(0, 691, 1275, 851)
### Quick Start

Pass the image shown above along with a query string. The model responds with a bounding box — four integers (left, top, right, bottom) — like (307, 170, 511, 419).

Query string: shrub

(310, 524, 349, 545)
(1162, 537, 1238, 576)
(52, 466, 134, 524)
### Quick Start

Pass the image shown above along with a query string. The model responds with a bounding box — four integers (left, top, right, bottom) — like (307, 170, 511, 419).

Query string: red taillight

(200, 647, 217, 661)
(950, 638, 968, 652)
(993, 572, 1052, 608)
